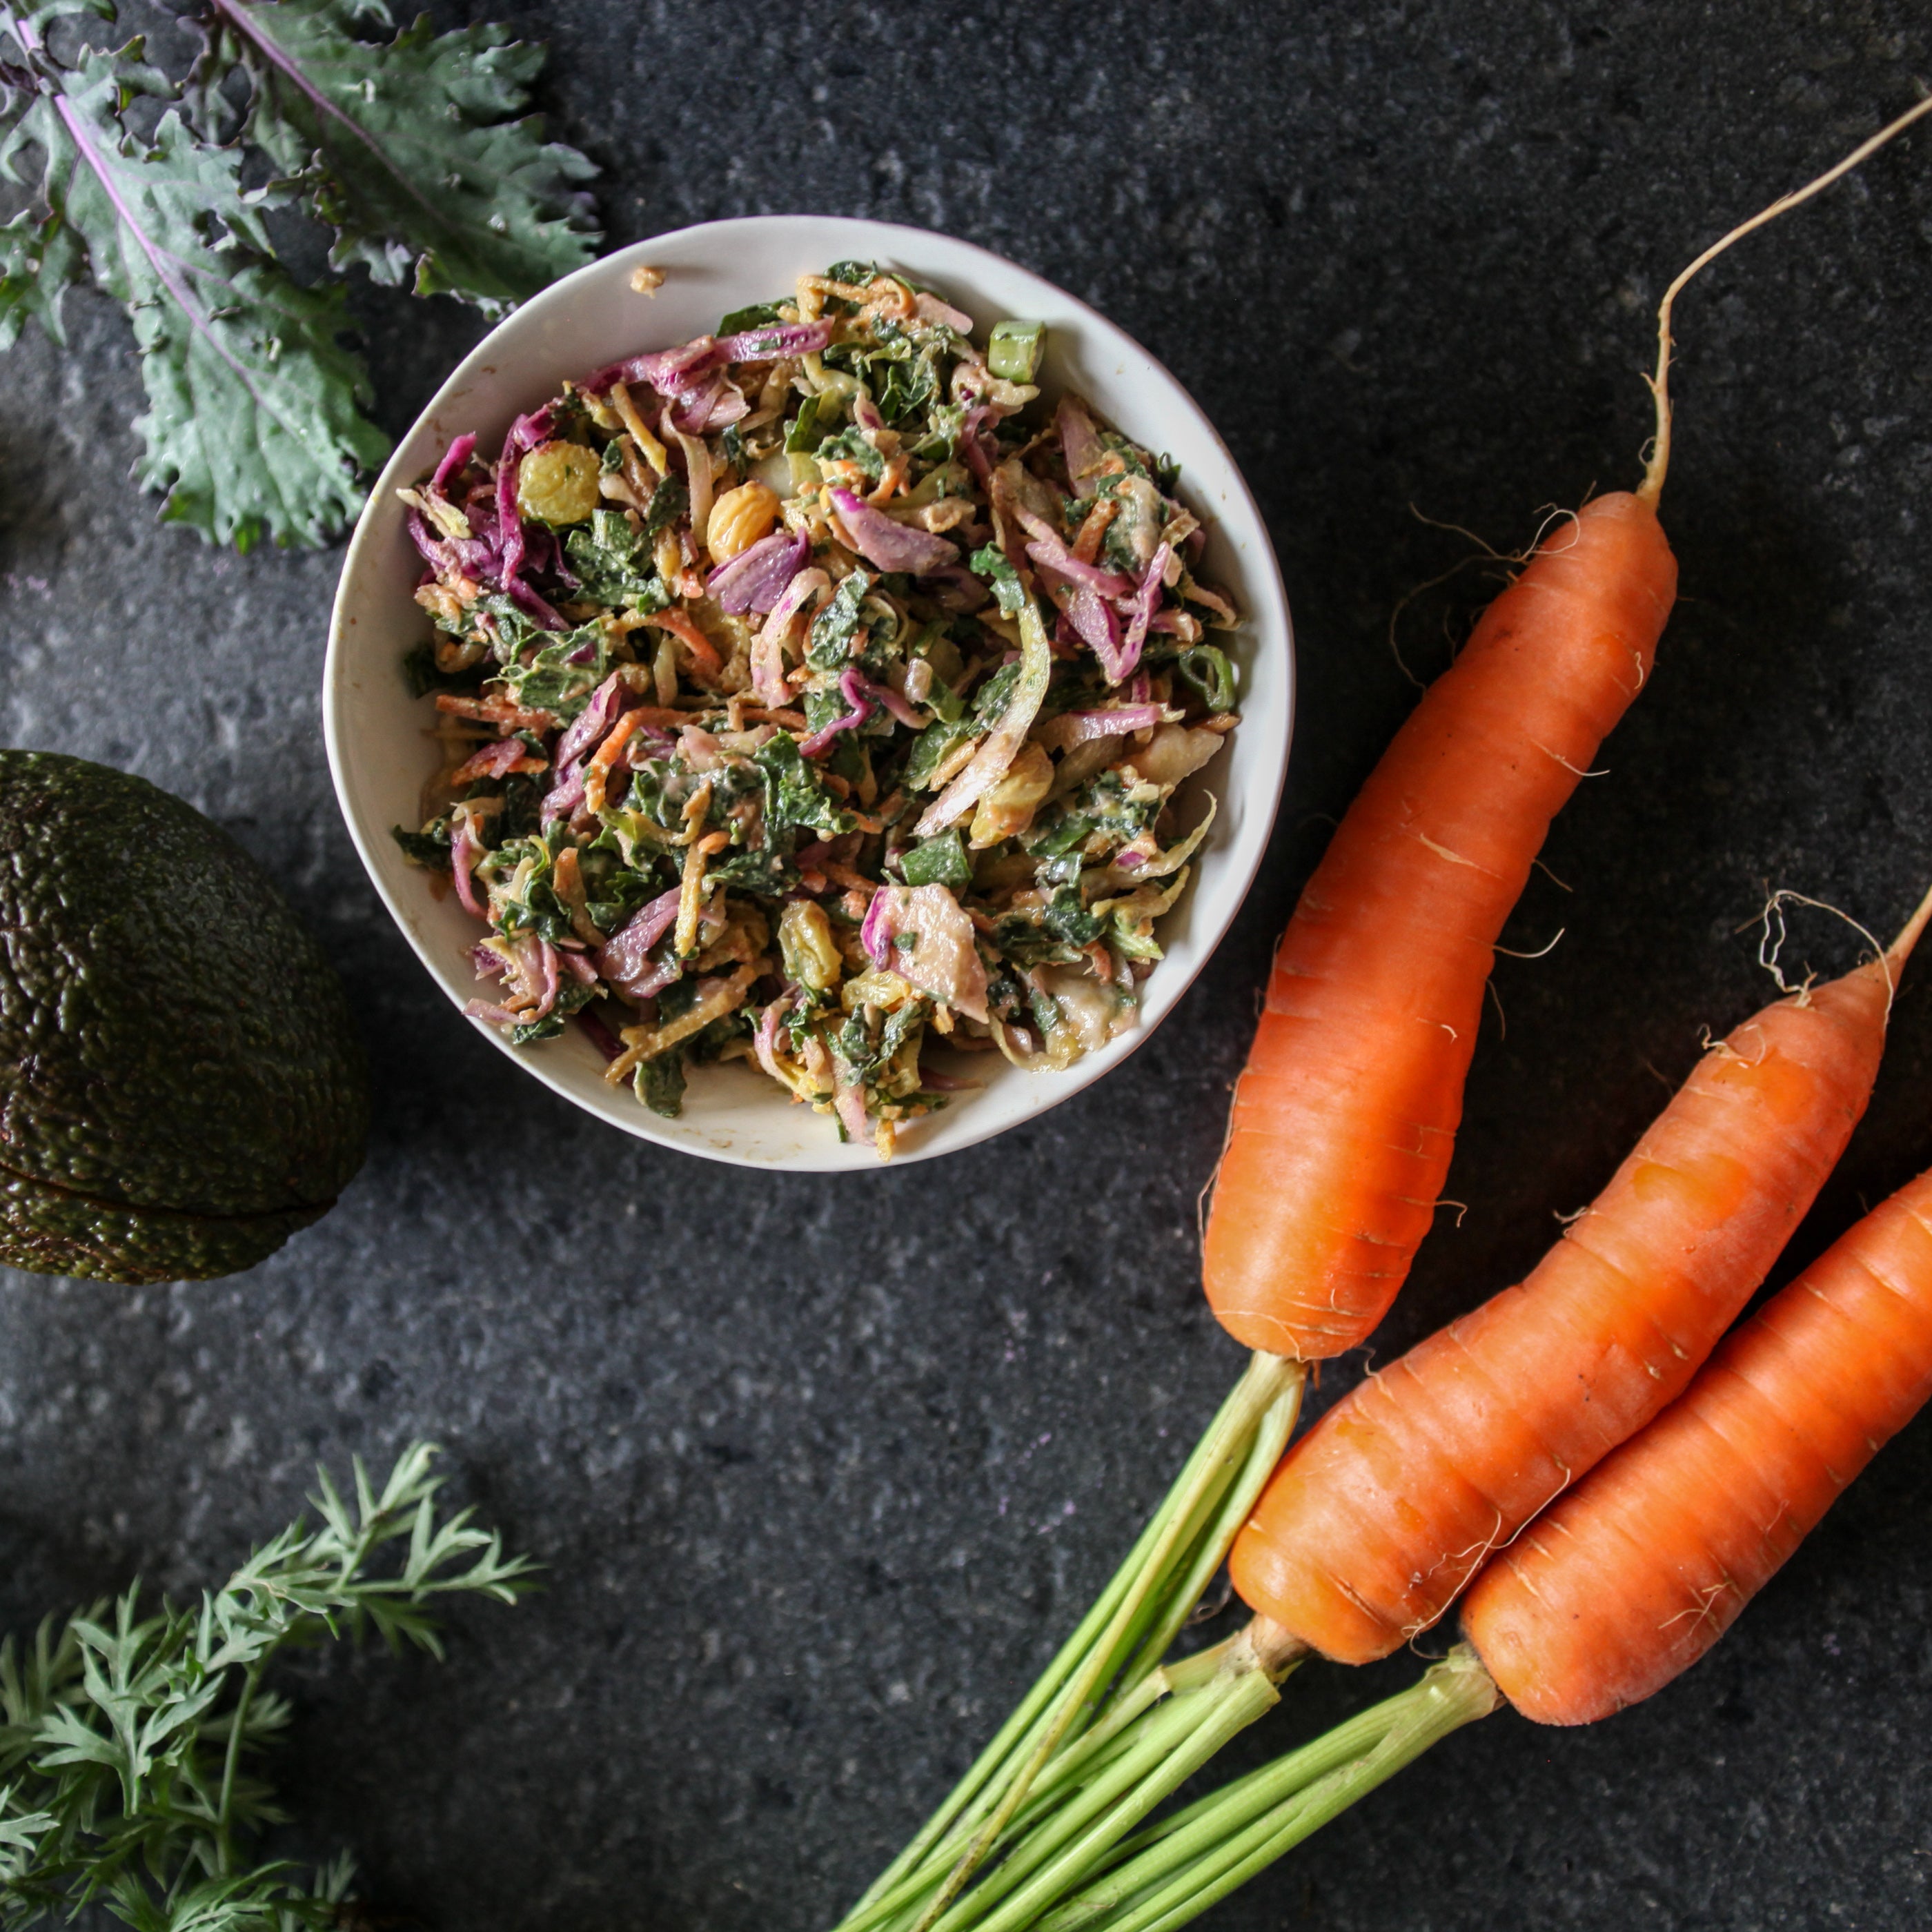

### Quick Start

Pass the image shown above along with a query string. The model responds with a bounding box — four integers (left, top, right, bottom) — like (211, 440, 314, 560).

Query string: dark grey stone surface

(3, 3, 1932, 1926)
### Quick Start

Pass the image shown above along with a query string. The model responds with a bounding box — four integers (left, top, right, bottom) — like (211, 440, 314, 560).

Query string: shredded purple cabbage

(829, 488, 960, 576)
(708, 529, 811, 614)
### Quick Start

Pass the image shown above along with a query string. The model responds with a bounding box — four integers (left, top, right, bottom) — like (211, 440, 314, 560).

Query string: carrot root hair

(1638, 91, 1932, 509)
(1752, 883, 1932, 1014)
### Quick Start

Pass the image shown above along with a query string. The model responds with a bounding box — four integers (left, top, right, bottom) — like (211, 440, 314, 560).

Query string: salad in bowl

(326, 216, 1291, 1171)
(393, 264, 1243, 1157)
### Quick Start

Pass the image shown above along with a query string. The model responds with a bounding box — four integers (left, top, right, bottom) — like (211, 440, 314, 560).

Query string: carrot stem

(1033, 1649, 1501, 1932)
(837, 1353, 1304, 1932)
(929, 1663, 1290, 1932)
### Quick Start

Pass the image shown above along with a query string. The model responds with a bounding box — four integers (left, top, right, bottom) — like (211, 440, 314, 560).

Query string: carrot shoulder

(1205, 491, 1677, 1359)
(1465, 1164, 1932, 1725)
(1228, 940, 1900, 1664)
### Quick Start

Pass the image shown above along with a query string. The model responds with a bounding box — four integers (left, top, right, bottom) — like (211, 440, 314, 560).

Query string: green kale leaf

(0, 36, 389, 547)
(813, 425, 884, 482)
(636, 1049, 686, 1117)
(718, 298, 783, 333)
(900, 828, 971, 890)
(806, 567, 874, 670)
(185, 0, 598, 317)
(969, 544, 1027, 615)
(564, 507, 669, 607)
(390, 822, 451, 869)
(641, 473, 688, 541)
(493, 624, 607, 716)
(752, 731, 856, 839)
(0, 206, 84, 351)
(905, 716, 978, 791)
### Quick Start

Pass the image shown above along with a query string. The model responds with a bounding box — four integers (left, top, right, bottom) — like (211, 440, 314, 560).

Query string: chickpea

(706, 480, 781, 561)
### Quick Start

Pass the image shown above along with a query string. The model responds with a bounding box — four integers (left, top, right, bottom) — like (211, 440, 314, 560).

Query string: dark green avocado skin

(0, 751, 369, 1283)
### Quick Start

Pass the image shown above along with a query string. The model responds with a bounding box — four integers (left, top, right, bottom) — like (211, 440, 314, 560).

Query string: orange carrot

(1228, 889, 1931, 1665)
(1203, 493, 1676, 1359)
(1464, 1158, 1932, 1724)
(1202, 88, 1932, 1367)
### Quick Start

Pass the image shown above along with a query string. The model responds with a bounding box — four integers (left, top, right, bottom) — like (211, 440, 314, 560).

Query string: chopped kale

(1063, 769, 1161, 843)
(905, 716, 978, 791)
(474, 593, 545, 664)
(969, 545, 1027, 616)
(718, 300, 785, 334)
(752, 732, 857, 838)
(642, 475, 689, 542)
(1025, 807, 1094, 860)
(709, 836, 800, 895)
(1043, 885, 1104, 948)
(807, 567, 874, 669)
(495, 626, 609, 718)
(637, 1049, 687, 1116)
(564, 509, 669, 609)
(627, 759, 710, 834)
(872, 346, 940, 426)
(972, 662, 1021, 723)
(785, 393, 827, 454)
(814, 426, 885, 482)
(1027, 983, 1063, 1038)
(391, 822, 452, 870)
(497, 773, 545, 842)
(900, 829, 972, 890)
(994, 884, 1103, 967)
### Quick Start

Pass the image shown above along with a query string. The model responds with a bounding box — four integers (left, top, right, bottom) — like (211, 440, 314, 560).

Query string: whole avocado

(0, 750, 368, 1284)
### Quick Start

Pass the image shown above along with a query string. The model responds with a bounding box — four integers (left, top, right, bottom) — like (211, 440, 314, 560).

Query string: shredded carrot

(644, 609, 724, 687)
(867, 454, 911, 504)
(583, 711, 645, 816)
(1070, 495, 1118, 564)
(434, 692, 556, 732)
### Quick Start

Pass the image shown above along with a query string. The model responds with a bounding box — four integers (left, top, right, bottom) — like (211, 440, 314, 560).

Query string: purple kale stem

(4, 4, 288, 432)
(207, 0, 462, 241)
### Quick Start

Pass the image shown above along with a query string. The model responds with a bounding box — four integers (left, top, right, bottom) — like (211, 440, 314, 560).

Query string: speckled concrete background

(3, 4, 1931, 1928)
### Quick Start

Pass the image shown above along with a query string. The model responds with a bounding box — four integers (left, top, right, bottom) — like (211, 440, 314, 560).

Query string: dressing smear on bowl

(392, 263, 1241, 1157)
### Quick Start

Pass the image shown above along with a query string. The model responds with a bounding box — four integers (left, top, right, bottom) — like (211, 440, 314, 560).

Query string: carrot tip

(1886, 880, 1932, 970)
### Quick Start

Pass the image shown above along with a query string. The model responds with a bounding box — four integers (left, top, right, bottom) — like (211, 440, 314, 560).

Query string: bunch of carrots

(825, 94, 1932, 1932)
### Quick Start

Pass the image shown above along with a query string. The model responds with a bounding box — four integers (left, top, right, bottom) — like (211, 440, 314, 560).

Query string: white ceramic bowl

(325, 215, 1293, 1171)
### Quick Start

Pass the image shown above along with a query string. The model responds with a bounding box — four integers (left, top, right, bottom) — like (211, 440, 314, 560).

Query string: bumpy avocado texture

(0, 750, 368, 1284)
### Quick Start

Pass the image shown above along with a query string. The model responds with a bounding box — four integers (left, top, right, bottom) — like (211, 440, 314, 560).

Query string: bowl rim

(324, 213, 1294, 1171)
